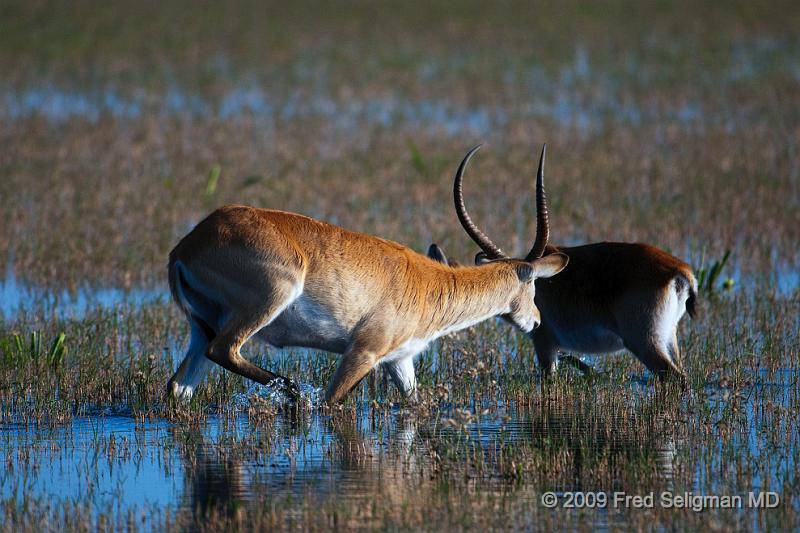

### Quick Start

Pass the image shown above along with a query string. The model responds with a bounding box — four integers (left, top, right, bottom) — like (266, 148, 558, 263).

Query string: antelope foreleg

(325, 349, 379, 405)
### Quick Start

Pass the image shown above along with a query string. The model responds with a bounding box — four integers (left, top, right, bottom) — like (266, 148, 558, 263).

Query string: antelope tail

(679, 272, 699, 319)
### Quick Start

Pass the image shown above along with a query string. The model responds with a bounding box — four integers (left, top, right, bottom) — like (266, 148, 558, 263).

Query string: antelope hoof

(271, 376, 301, 402)
(558, 355, 595, 376)
(166, 378, 194, 403)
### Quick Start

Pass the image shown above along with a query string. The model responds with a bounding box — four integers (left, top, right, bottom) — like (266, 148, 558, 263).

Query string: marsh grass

(0, 290, 798, 530)
(0, 2, 798, 289)
(1, 0, 799, 530)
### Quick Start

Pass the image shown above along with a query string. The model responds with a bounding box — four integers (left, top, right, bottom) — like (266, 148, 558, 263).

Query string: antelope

(165, 150, 568, 405)
(429, 145, 695, 382)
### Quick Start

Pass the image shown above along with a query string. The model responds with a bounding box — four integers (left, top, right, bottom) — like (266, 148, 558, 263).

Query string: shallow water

(0, 404, 645, 518)
(1, 367, 795, 527)
(1, 84, 502, 136)
(0, 265, 165, 319)
(4, 38, 796, 141)
(0, 268, 797, 528)
(0, 81, 710, 137)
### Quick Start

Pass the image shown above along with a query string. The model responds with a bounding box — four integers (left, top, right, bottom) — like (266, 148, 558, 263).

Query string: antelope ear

(427, 243, 449, 265)
(532, 253, 569, 279)
(474, 251, 492, 265)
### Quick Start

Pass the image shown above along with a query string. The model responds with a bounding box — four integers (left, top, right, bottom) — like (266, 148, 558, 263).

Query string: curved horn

(453, 145, 507, 259)
(525, 144, 550, 262)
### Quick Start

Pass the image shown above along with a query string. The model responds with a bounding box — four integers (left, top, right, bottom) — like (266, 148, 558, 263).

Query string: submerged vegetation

(0, 0, 798, 530)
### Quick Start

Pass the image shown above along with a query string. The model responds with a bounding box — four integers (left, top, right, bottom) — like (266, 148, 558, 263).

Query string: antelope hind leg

(167, 317, 216, 400)
(206, 309, 301, 400)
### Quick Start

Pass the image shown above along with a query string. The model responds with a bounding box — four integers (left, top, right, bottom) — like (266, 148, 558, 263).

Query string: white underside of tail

(655, 287, 680, 346)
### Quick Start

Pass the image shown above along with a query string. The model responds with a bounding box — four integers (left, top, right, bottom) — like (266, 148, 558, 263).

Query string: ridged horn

(453, 145, 507, 259)
(524, 144, 549, 262)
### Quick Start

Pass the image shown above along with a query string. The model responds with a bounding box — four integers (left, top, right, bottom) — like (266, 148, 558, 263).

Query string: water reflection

(171, 395, 684, 525)
(0, 372, 793, 528)
(181, 434, 250, 521)
(426, 400, 680, 492)
(175, 410, 423, 528)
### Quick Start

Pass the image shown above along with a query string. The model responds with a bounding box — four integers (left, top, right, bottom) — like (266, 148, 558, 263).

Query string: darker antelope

(429, 145, 694, 382)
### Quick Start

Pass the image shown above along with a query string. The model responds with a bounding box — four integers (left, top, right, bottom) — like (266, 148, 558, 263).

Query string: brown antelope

(166, 149, 568, 404)
(429, 145, 695, 382)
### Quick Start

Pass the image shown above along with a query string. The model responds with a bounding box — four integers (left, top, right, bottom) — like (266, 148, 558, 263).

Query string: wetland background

(1, 1, 799, 530)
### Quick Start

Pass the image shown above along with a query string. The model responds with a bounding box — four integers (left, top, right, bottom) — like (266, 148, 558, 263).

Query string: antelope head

(452, 145, 568, 331)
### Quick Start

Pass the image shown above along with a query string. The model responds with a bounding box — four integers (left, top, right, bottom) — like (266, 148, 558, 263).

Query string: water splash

(232, 380, 322, 410)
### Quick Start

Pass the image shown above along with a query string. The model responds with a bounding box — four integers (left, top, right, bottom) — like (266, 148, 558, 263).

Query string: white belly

(257, 294, 349, 353)
(553, 323, 625, 354)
